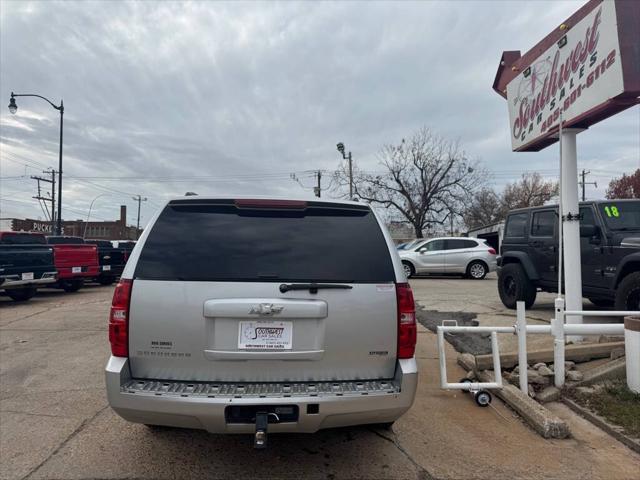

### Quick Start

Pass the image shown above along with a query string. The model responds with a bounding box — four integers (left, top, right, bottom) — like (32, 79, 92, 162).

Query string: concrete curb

(562, 397, 640, 455)
(573, 357, 627, 387)
(474, 342, 625, 370)
(458, 354, 570, 439)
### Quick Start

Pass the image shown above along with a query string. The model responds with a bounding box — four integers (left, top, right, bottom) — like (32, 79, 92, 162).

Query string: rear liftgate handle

(254, 412, 280, 449)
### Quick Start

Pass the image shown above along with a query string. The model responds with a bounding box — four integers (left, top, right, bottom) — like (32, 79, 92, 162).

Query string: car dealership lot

(2, 281, 639, 480)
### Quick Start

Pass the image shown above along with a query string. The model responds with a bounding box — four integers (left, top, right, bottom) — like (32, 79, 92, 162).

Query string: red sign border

(493, 0, 640, 152)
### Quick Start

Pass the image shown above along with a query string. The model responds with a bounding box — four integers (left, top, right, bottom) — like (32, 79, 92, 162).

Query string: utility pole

(578, 169, 597, 201)
(132, 195, 147, 239)
(336, 142, 354, 199)
(50, 170, 55, 232)
(31, 170, 55, 231)
(314, 170, 322, 198)
(348, 151, 353, 199)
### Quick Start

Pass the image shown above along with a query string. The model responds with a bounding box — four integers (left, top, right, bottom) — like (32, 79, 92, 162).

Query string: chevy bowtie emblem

(249, 303, 284, 316)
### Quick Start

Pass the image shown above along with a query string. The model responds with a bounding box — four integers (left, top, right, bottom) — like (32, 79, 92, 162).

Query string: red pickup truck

(45, 236, 100, 292)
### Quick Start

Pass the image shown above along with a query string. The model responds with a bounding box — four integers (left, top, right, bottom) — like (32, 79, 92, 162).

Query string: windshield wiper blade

(279, 283, 353, 294)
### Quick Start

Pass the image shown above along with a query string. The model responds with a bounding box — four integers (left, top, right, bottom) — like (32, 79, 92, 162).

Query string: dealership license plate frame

(238, 320, 293, 350)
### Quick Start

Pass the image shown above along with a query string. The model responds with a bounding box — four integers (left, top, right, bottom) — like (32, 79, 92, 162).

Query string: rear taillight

(396, 283, 417, 359)
(488, 247, 497, 255)
(109, 279, 132, 357)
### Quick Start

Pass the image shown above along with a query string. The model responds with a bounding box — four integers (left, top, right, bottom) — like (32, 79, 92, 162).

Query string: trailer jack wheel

(474, 390, 492, 407)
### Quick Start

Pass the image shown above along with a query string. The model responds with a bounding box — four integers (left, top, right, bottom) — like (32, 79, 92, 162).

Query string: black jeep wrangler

(498, 199, 640, 311)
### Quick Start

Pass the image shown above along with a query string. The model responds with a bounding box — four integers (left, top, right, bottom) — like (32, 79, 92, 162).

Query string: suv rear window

(135, 201, 395, 283)
(505, 213, 528, 238)
(446, 239, 477, 249)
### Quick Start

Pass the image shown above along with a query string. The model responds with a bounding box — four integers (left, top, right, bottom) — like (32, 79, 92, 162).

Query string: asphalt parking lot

(2, 278, 640, 480)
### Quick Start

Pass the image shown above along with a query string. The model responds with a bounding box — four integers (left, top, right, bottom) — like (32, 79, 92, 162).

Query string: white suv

(105, 197, 417, 445)
(399, 237, 497, 279)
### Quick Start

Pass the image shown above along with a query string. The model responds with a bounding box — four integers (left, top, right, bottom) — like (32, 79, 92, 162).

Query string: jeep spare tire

(498, 263, 537, 309)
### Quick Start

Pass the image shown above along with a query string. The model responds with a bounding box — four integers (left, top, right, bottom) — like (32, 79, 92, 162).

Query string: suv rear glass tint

(505, 213, 528, 238)
(531, 211, 556, 237)
(446, 239, 477, 249)
(135, 201, 395, 283)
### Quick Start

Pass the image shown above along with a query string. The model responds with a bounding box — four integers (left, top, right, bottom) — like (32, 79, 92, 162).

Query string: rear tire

(588, 297, 614, 308)
(62, 279, 84, 293)
(615, 272, 640, 311)
(372, 422, 395, 430)
(466, 261, 487, 280)
(98, 276, 114, 286)
(498, 263, 536, 309)
(6, 287, 37, 302)
(402, 261, 415, 279)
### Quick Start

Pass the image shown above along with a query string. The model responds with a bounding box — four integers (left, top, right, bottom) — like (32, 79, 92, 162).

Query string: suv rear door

(127, 199, 400, 383)
(444, 239, 478, 273)
(528, 209, 557, 284)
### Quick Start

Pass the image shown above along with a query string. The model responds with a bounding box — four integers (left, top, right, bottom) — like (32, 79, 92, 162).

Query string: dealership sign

(493, 0, 639, 152)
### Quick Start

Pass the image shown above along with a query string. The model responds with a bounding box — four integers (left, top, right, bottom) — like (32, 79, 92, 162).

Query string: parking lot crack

(0, 307, 55, 328)
(0, 409, 72, 419)
(22, 405, 110, 480)
(367, 427, 436, 480)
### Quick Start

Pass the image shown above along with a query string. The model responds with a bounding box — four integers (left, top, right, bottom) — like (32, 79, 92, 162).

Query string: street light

(336, 142, 353, 199)
(8, 92, 64, 235)
(84, 193, 110, 238)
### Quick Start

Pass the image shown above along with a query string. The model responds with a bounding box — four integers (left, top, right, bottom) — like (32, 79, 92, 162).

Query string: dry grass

(570, 380, 640, 439)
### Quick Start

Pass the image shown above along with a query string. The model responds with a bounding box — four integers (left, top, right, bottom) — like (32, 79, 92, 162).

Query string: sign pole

(560, 128, 584, 335)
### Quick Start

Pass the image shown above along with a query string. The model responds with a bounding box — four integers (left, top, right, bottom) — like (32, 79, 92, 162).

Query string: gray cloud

(1, 0, 638, 226)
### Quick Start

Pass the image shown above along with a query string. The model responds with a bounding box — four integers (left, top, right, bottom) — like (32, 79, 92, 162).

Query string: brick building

(2, 205, 141, 240)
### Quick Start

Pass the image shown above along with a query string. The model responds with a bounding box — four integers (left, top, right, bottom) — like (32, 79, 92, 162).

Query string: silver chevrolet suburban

(105, 197, 417, 446)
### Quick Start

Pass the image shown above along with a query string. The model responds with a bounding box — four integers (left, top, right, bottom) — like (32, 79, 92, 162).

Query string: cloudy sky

(1, 0, 638, 228)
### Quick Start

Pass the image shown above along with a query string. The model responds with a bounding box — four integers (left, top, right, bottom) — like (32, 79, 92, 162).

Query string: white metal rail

(437, 299, 639, 400)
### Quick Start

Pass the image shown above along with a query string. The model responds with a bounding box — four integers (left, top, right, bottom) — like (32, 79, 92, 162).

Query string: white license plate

(238, 321, 293, 350)
(103, 265, 111, 271)
(72, 267, 82, 273)
(21, 272, 34, 281)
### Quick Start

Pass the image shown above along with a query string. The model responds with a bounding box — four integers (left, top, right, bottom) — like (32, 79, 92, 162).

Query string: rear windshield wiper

(279, 283, 353, 294)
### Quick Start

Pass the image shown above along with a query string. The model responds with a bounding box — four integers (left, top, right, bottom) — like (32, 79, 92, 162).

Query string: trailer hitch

(254, 412, 279, 449)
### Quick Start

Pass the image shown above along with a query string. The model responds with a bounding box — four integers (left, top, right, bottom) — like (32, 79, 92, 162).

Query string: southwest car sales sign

(493, 0, 639, 152)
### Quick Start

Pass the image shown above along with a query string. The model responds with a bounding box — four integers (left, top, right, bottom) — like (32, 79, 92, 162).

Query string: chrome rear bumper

(1, 272, 56, 289)
(105, 356, 418, 433)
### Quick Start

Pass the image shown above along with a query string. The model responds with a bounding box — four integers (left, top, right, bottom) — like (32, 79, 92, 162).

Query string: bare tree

(334, 127, 485, 238)
(502, 172, 558, 210)
(463, 188, 505, 230)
